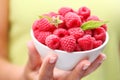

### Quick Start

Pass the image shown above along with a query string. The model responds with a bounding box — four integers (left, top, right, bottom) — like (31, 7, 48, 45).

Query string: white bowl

(31, 30, 109, 71)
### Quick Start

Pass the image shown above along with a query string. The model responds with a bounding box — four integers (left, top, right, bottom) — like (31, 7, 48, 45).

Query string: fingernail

(99, 54, 107, 64)
(49, 56, 57, 64)
(83, 63, 90, 70)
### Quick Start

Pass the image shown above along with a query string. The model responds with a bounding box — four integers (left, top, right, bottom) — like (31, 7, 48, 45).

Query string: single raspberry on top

(32, 18, 56, 32)
(53, 28, 69, 38)
(60, 36, 76, 52)
(65, 12, 82, 28)
(68, 27, 84, 39)
(77, 35, 94, 51)
(45, 35, 60, 49)
(58, 7, 73, 16)
(87, 15, 100, 21)
(78, 6, 91, 19)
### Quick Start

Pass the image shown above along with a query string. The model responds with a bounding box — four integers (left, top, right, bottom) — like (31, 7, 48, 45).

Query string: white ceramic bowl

(31, 30, 109, 71)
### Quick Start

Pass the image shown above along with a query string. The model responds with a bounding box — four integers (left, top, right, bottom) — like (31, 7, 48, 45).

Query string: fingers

(83, 53, 106, 77)
(68, 59, 91, 80)
(38, 54, 58, 80)
(26, 41, 42, 71)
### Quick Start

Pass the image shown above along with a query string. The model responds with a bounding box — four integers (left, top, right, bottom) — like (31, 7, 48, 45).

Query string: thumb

(38, 54, 58, 80)
(26, 41, 42, 71)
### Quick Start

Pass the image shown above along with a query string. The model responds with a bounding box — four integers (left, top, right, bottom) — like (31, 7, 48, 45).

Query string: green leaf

(51, 16, 63, 27)
(81, 20, 108, 30)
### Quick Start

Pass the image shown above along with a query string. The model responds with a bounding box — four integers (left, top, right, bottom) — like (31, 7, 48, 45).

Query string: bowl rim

(31, 29, 109, 54)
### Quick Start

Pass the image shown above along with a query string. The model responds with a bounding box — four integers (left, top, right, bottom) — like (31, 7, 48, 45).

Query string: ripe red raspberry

(60, 36, 76, 52)
(77, 35, 94, 51)
(79, 15, 86, 23)
(48, 12, 58, 17)
(78, 6, 91, 19)
(32, 18, 56, 32)
(75, 44, 82, 51)
(65, 12, 82, 28)
(84, 30, 93, 36)
(33, 29, 40, 39)
(53, 28, 69, 38)
(87, 15, 100, 21)
(93, 27, 106, 42)
(68, 27, 84, 39)
(45, 35, 60, 49)
(93, 40, 103, 48)
(58, 7, 73, 16)
(101, 24, 107, 31)
(36, 31, 52, 44)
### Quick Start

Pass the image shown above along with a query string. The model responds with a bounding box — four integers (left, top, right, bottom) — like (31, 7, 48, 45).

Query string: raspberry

(79, 15, 86, 23)
(48, 12, 58, 17)
(60, 36, 76, 52)
(84, 30, 93, 35)
(101, 24, 107, 31)
(58, 7, 73, 16)
(75, 44, 81, 51)
(36, 31, 51, 44)
(93, 40, 103, 48)
(65, 12, 82, 28)
(32, 18, 56, 32)
(93, 27, 106, 42)
(78, 6, 91, 19)
(53, 28, 69, 38)
(45, 35, 60, 49)
(77, 35, 94, 51)
(68, 27, 84, 39)
(87, 15, 100, 21)
(33, 29, 40, 39)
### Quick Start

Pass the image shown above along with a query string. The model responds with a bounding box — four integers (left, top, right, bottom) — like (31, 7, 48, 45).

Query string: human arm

(0, 0, 24, 80)
(0, 0, 9, 59)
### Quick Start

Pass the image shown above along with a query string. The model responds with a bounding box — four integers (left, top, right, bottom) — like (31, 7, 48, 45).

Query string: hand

(21, 41, 106, 80)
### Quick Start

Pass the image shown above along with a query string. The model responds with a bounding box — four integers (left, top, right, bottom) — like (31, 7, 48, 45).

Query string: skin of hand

(21, 41, 106, 80)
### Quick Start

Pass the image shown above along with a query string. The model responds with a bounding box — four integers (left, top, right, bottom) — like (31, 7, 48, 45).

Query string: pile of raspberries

(32, 6, 107, 52)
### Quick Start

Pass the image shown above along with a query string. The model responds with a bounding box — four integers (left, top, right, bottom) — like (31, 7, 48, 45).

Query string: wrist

(0, 59, 25, 80)
(18, 66, 26, 80)
(12, 66, 25, 80)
